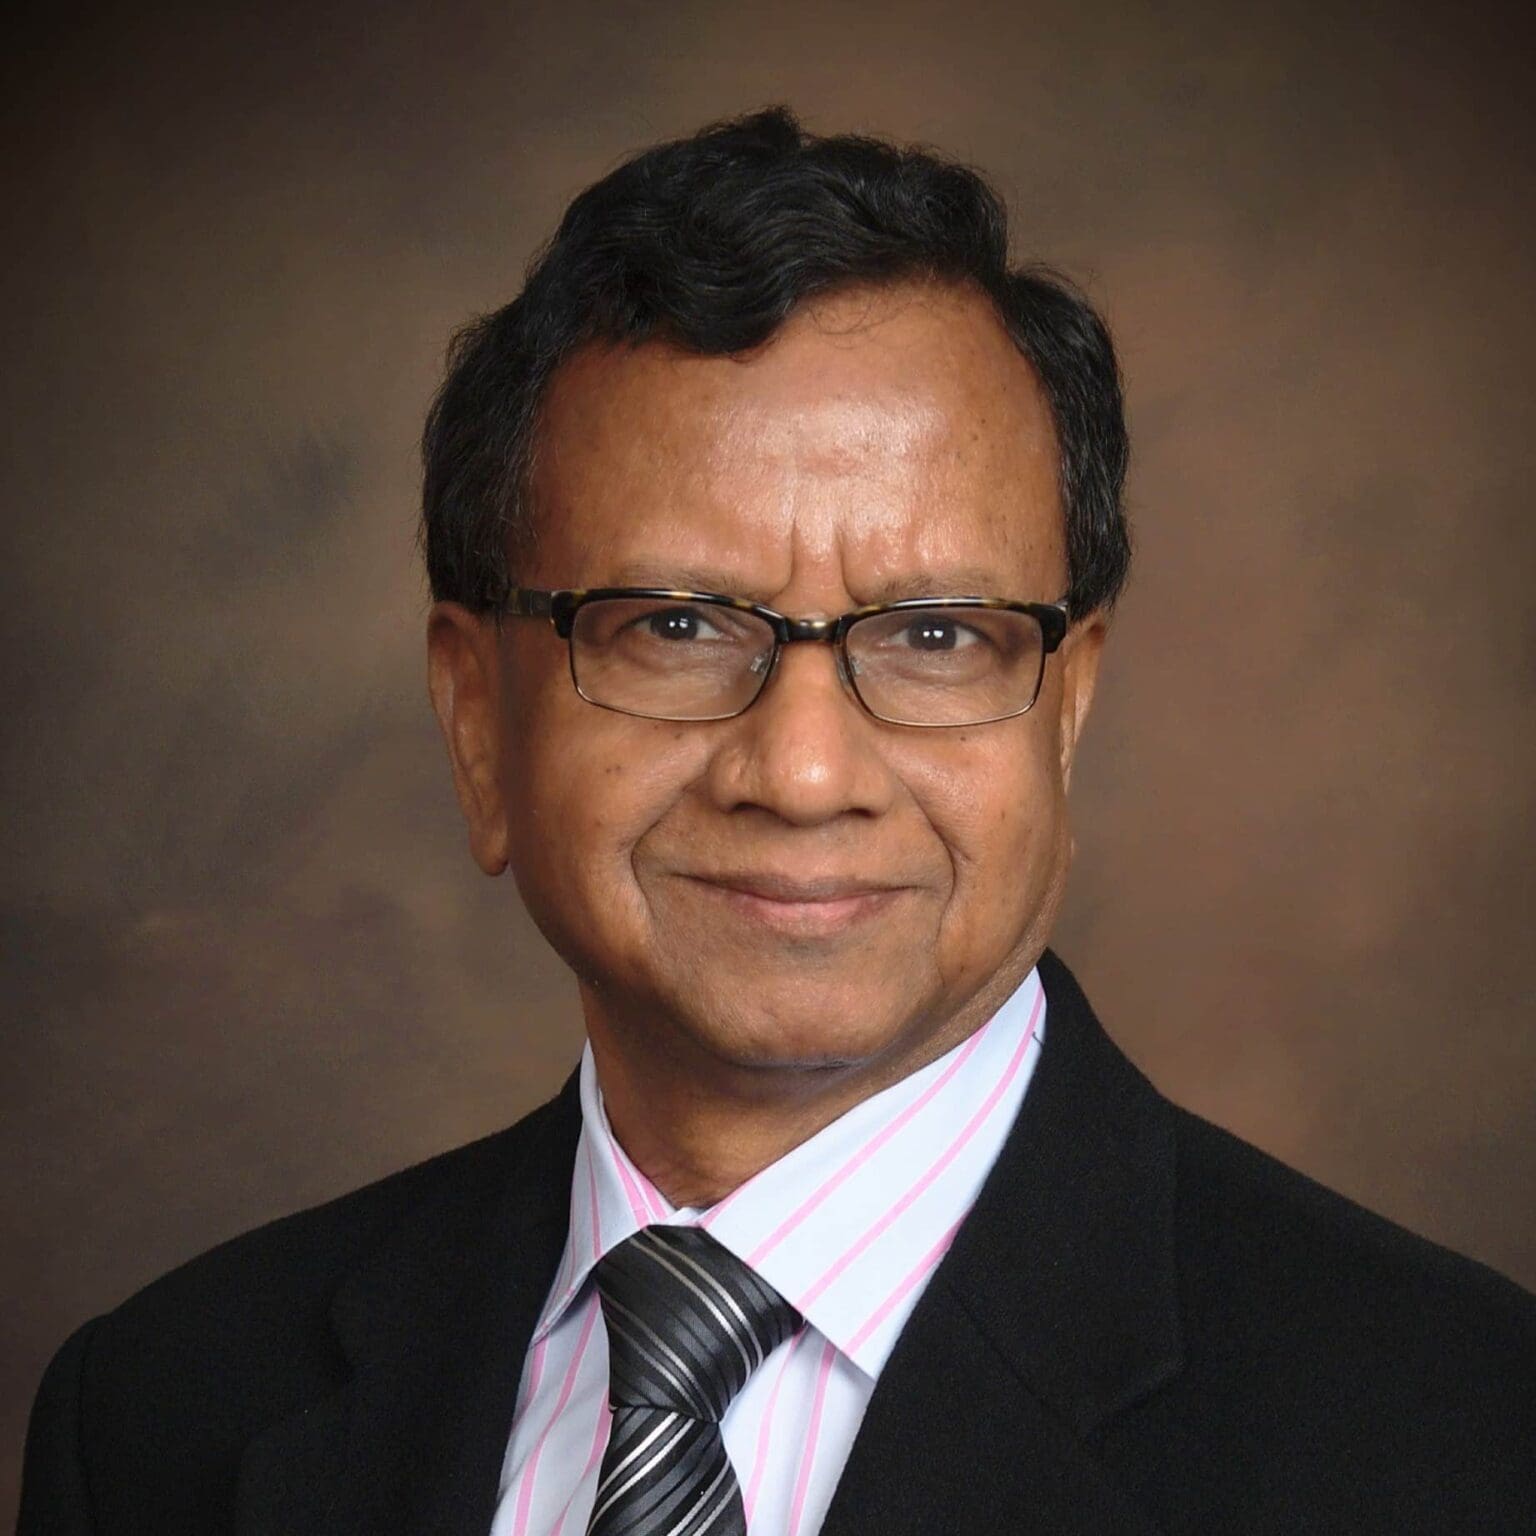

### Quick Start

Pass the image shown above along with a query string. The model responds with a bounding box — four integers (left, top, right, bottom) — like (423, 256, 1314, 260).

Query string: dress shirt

(490, 967, 1046, 1536)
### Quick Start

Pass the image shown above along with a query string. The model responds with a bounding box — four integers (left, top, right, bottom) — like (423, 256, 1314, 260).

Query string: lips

(686, 871, 906, 903)
(671, 869, 914, 939)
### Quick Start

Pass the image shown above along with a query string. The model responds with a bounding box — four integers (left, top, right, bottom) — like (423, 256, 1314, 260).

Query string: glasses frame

(496, 586, 1072, 727)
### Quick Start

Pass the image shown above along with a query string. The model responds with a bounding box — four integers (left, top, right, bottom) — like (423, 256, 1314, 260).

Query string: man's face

(435, 282, 1105, 1094)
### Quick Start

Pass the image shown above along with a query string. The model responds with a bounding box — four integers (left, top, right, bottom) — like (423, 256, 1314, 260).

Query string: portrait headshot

(6, 3, 1535, 1534)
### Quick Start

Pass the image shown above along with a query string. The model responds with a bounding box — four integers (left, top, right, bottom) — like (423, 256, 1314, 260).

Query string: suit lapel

(234, 1072, 583, 1536)
(821, 950, 1183, 1535)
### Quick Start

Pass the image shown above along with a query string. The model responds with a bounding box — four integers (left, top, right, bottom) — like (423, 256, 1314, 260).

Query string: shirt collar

(531, 967, 1046, 1384)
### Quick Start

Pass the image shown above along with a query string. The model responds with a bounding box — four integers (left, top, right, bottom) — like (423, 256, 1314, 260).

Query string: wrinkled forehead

(528, 282, 1065, 602)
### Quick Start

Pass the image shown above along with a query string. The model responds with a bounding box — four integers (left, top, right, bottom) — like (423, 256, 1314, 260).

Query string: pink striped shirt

(491, 967, 1046, 1536)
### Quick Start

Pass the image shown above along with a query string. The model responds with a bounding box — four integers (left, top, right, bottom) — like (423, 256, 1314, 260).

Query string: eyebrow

(604, 564, 775, 599)
(866, 570, 1017, 602)
(599, 564, 1021, 605)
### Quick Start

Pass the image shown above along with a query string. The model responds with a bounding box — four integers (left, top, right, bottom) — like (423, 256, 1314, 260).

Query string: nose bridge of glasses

(754, 618, 862, 716)
(780, 615, 842, 644)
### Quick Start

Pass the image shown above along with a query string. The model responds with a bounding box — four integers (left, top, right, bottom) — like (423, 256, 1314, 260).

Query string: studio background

(4, 0, 1533, 1519)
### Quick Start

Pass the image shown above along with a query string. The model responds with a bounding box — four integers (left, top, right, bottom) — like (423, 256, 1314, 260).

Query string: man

(18, 107, 1535, 1535)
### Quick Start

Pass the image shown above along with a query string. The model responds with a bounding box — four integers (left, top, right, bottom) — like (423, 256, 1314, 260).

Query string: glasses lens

(570, 597, 776, 720)
(845, 605, 1046, 725)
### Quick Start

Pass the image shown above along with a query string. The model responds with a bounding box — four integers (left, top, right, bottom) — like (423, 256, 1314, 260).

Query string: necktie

(586, 1224, 802, 1536)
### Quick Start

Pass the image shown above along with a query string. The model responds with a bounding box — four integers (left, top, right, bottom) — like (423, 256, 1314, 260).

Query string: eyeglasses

(496, 587, 1071, 728)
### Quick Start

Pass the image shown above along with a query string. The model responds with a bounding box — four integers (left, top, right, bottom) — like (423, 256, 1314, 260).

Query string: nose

(702, 640, 897, 826)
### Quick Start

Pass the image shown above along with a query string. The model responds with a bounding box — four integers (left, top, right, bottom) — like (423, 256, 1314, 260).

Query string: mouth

(680, 871, 910, 936)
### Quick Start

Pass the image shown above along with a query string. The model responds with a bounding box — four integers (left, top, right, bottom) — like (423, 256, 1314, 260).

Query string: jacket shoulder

(19, 1088, 570, 1533)
(1169, 1102, 1536, 1342)
(1144, 1102, 1536, 1524)
(100, 1092, 560, 1357)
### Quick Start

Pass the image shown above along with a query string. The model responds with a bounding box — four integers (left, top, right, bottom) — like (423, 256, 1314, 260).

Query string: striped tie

(586, 1224, 802, 1536)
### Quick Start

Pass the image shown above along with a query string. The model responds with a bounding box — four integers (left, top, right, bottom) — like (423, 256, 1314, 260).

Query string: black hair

(420, 106, 1130, 617)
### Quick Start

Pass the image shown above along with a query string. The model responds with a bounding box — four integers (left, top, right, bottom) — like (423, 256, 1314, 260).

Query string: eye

(899, 616, 980, 651)
(641, 606, 727, 642)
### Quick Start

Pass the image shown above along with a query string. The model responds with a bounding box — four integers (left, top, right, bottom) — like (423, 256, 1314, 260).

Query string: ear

(426, 602, 511, 875)
(1056, 612, 1108, 791)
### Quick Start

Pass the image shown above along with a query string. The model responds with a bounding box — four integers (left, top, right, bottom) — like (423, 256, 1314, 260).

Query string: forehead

(529, 281, 1063, 600)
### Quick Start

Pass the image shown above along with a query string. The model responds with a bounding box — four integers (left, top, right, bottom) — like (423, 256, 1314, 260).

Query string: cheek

(503, 745, 656, 982)
(910, 729, 1068, 924)
(516, 743, 639, 873)
(504, 703, 698, 929)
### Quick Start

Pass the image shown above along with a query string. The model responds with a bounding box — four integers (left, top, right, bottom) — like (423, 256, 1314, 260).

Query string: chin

(678, 980, 928, 1077)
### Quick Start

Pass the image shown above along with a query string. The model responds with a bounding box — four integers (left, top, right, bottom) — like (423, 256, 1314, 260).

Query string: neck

(592, 1059, 861, 1210)
(580, 979, 1020, 1209)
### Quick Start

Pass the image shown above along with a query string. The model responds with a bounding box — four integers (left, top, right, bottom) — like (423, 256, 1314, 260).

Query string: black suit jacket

(18, 951, 1536, 1533)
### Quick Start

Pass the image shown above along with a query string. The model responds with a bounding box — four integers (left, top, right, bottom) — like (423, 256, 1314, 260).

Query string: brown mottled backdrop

(3, 0, 1533, 1517)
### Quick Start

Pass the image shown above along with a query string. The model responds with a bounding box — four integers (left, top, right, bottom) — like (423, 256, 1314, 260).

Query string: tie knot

(592, 1225, 801, 1422)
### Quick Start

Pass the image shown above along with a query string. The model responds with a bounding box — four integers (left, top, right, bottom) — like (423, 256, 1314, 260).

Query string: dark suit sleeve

(16, 1320, 102, 1535)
